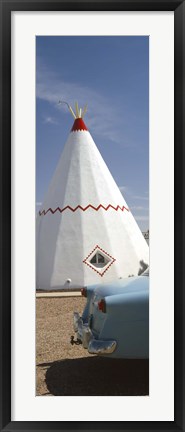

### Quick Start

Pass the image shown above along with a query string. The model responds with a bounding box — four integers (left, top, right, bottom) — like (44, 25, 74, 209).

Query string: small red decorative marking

(39, 204, 129, 216)
(83, 245, 116, 277)
(71, 118, 88, 132)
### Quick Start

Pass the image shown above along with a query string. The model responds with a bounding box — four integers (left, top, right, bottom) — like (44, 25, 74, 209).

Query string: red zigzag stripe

(39, 204, 129, 216)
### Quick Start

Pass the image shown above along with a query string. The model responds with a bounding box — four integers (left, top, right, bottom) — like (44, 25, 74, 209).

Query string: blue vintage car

(72, 268, 149, 359)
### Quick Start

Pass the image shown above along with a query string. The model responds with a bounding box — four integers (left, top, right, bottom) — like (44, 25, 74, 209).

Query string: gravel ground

(36, 297, 149, 396)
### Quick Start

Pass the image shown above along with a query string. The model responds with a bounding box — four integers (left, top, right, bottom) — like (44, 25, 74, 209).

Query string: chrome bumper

(73, 312, 116, 355)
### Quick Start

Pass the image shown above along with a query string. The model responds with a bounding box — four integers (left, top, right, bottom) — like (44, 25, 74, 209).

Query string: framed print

(0, 0, 185, 431)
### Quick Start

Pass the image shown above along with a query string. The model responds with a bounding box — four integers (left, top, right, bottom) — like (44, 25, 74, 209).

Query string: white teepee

(36, 103, 149, 290)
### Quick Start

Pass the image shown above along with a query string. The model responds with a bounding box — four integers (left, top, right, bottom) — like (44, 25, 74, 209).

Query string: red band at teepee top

(71, 118, 88, 132)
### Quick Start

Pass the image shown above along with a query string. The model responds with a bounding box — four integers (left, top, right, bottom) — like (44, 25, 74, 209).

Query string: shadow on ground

(38, 356, 149, 396)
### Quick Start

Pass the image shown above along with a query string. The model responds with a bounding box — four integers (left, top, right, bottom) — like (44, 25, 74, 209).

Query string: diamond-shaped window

(90, 252, 109, 268)
(83, 245, 116, 277)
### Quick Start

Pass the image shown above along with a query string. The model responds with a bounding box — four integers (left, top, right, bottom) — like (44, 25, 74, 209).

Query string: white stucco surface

(36, 128, 149, 290)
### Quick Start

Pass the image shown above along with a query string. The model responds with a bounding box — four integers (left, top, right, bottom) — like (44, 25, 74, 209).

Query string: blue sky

(36, 36, 149, 231)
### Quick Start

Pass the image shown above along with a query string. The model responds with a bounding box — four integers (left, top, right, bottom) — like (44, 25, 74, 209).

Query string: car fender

(99, 290, 149, 358)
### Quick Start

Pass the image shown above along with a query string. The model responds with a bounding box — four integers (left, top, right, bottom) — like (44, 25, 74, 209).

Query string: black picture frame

(0, 0, 184, 431)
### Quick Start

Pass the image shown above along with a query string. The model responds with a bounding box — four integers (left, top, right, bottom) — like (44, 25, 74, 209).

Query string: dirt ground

(36, 297, 149, 396)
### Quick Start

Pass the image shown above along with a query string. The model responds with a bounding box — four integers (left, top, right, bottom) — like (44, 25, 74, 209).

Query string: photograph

(36, 35, 149, 397)
(1, 0, 184, 428)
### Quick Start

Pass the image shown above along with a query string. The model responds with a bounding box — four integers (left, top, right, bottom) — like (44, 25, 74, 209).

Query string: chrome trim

(82, 325, 92, 349)
(73, 312, 81, 332)
(88, 339, 117, 355)
(73, 312, 117, 355)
